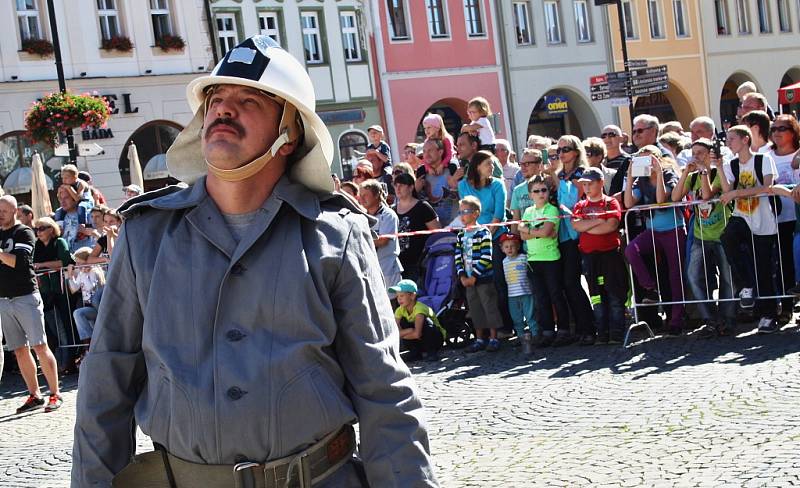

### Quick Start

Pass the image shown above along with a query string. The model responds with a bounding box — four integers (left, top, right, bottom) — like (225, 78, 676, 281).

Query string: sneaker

(695, 324, 718, 340)
(552, 333, 575, 347)
(739, 288, 755, 309)
(717, 322, 734, 337)
(44, 394, 63, 413)
(787, 283, 800, 296)
(16, 394, 45, 414)
(778, 310, 793, 325)
(757, 317, 779, 334)
(538, 332, 555, 348)
(579, 334, 596, 346)
(641, 289, 661, 304)
(595, 333, 609, 345)
(485, 339, 500, 352)
(496, 329, 514, 340)
(466, 340, 486, 353)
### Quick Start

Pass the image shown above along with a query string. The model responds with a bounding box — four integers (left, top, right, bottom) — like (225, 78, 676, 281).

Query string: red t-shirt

(572, 195, 622, 253)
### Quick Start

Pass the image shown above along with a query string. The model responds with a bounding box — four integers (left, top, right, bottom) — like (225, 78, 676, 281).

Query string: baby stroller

(417, 233, 474, 348)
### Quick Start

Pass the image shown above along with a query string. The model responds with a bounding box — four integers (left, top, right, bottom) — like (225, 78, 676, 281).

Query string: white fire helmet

(166, 35, 334, 193)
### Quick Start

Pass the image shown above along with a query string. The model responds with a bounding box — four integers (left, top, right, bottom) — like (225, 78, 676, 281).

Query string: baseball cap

(578, 167, 604, 183)
(367, 125, 384, 134)
(499, 232, 521, 243)
(387, 279, 418, 294)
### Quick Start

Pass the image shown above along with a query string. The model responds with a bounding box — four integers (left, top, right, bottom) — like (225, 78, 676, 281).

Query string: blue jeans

(794, 232, 800, 283)
(592, 294, 626, 339)
(74, 306, 98, 341)
(687, 239, 735, 325)
(507, 294, 537, 337)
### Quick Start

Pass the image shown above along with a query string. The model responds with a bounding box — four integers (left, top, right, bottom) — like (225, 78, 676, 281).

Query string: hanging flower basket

(21, 39, 54, 57)
(24, 91, 112, 145)
(157, 34, 185, 52)
(101, 35, 134, 53)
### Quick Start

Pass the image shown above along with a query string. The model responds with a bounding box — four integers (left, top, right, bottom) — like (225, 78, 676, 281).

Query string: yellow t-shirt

(394, 301, 446, 338)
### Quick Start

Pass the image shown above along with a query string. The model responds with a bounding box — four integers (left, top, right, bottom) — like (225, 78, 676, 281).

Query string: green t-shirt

(395, 301, 446, 338)
(522, 203, 560, 262)
(683, 170, 730, 242)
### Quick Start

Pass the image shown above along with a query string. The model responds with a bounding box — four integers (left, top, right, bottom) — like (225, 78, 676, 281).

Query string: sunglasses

(556, 147, 575, 155)
(35, 226, 50, 232)
(459, 209, 477, 215)
(600, 132, 619, 139)
(520, 160, 543, 166)
(530, 188, 548, 194)
(632, 127, 651, 135)
(586, 150, 603, 157)
(548, 154, 559, 160)
(770, 125, 792, 133)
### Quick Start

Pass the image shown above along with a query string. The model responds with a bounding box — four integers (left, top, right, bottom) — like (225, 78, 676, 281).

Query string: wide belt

(112, 425, 356, 488)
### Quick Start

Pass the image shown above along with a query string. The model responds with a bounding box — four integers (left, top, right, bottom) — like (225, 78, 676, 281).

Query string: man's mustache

(206, 117, 245, 137)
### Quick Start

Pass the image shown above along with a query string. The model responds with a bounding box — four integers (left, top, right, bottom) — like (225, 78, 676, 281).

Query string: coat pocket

(137, 372, 195, 450)
(276, 365, 345, 456)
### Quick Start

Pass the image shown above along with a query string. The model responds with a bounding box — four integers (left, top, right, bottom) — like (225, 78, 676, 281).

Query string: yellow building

(605, 0, 709, 131)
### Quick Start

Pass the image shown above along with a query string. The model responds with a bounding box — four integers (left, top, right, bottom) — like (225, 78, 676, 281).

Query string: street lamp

(45, 0, 78, 165)
(595, 0, 635, 129)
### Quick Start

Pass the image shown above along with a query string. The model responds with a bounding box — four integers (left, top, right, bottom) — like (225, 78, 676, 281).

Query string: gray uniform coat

(71, 176, 437, 487)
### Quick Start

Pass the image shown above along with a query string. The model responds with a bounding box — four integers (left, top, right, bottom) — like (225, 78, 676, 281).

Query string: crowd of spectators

(337, 89, 800, 360)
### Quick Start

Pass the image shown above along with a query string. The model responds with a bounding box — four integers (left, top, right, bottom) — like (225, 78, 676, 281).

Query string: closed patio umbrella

(128, 142, 145, 190)
(30, 153, 53, 219)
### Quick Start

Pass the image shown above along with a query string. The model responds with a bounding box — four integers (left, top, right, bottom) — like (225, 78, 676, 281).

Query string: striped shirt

(454, 225, 493, 281)
(503, 254, 532, 297)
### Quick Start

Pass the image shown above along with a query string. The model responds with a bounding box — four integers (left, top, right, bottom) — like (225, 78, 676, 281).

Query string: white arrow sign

(78, 142, 104, 156)
(54, 143, 69, 157)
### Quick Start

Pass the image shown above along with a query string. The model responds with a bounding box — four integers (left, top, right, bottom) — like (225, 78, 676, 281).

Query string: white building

(495, 0, 617, 145)
(0, 0, 213, 207)
(207, 0, 382, 176)
(699, 0, 800, 124)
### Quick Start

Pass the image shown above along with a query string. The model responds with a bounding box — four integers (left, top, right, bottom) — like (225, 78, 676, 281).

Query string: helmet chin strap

(206, 102, 300, 182)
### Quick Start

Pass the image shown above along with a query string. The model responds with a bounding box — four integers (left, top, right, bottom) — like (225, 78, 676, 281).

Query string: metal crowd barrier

(623, 194, 792, 347)
(34, 262, 109, 350)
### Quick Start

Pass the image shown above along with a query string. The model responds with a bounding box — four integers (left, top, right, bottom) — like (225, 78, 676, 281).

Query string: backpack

(729, 154, 781, 215)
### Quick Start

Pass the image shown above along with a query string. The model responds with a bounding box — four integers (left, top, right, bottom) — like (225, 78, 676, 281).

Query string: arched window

(0, 130, 63, 191)
(118, 120, 182, 186)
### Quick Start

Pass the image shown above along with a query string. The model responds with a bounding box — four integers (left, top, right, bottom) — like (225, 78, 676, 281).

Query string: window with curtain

(622, 0, 638, 39)
(150, 0, 172, 41)
(464, 0, 485, 37)
(715, 0, 731, 34)
(387, 0, 410, 40)
(426, 0, 449, 38)
(648, 0, 665, 39)
(756, 0, 771, 32)
(97, 0, 120, 41)
(574, 0, 592, 42)
(301, 11, 323, 64)
(544, 1, 562, 44)
(513, 2, 533, 45)
(777, 0, 791, 31)
(340, 11, 362, 62)
(17, 0, 42, 41)
(258, 12, 281, 45)
(736, 0, 752, 33)
(673, 0, 689, 37)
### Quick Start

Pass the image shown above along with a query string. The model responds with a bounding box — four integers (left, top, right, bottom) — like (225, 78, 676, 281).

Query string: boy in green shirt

(389, 279, 445, 362)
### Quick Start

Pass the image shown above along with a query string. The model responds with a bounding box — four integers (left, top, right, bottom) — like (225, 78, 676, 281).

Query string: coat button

(226, 329, 245, 342)
(227, 387, 247, 401)
(231, 262, 245, 275)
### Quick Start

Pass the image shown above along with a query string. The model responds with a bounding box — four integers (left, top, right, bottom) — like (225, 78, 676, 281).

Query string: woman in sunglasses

(766, 114, 800, 322)
(32, 217, 77, 375)
(624, 146, 687, 336)
(583, 137, 616, 195)
(544, 135, 595, 346)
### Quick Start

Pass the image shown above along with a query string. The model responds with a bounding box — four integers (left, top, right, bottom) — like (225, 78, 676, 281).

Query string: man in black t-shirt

(0, 195, 62, 413)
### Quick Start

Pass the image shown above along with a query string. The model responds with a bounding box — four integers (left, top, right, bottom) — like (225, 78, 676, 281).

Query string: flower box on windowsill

(18, 50, 53, 62)
(100, 48, 135, 59)
(153, 34, 185, 55)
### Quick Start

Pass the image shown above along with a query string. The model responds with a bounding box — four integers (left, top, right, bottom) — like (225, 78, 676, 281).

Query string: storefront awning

(2, 167, 54, 195)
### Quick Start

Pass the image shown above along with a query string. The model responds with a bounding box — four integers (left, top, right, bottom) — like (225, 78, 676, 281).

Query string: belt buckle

(278, 451, 310, 488)
(234, 462, 260, 488)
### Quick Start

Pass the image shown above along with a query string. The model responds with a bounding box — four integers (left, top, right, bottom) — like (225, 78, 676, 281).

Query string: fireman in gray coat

(71, 36, 438, 488)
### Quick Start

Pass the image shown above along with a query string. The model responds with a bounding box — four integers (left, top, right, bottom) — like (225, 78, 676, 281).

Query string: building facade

(699, 0, 800, 124)
(496, 0, 616, 144)
(208, 0, 382, 176)
(0, 0, 213, 207)
(369, 0, 511, 159)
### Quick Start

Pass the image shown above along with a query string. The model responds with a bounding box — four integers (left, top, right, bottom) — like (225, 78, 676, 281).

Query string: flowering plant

(24, 91, 112, 145)
(21, 39, 54, 57)
(101, 36, 133, 52)
(157, 34, 185, 52)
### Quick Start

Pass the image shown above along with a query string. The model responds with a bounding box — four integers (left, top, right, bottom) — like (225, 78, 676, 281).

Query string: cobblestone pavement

(2, 323, 799, 487)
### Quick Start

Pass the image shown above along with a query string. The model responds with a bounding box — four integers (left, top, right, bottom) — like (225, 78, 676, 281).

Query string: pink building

(369, 0, 510, 160)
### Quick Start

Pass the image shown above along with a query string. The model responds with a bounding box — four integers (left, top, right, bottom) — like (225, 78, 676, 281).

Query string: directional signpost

(590, 74, 609, 101)
(592, 63, 670, 108)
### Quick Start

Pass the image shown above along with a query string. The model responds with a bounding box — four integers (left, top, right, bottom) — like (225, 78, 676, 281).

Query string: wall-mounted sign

(102, 93, 139, 115)
(318, 109, 366, 125)
(544, 95, 569, 116)
(81, 127, 114, 140)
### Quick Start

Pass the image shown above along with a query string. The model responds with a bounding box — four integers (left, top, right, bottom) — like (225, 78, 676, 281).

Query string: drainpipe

(493, 0, 517, 149)
(362, 2, 388, 135)
(694, 1, 712, 122)
(204, 0, 219, 66)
